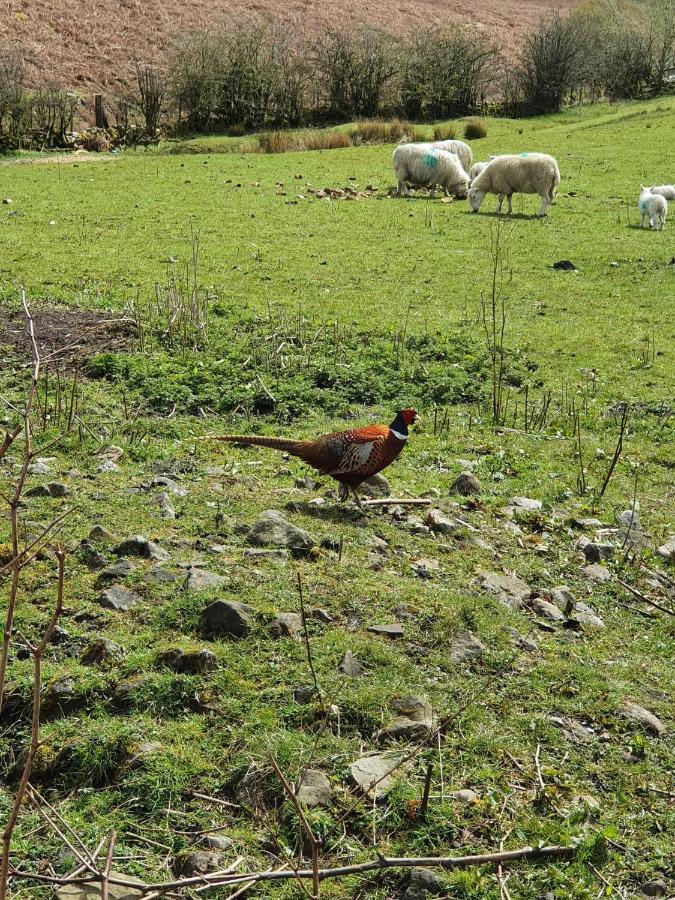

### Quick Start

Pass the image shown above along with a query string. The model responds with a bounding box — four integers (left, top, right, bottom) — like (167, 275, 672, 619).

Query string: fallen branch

(617, 580, 675, 617)
(361, 498, 433, 508)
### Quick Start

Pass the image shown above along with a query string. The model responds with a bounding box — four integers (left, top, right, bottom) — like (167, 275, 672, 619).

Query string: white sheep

(647, 184, 675, 201)
(393, 144, 469, 199)
(467, 153, 561, 217)
(638, 187, 667, 230)
(469, 160, 490, 184)
(432, 139, 473, 172)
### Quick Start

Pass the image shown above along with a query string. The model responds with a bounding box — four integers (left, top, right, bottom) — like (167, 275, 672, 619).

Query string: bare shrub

(464, 117, 487, 138)
(169, 29, 225, 132)
(30, 85, 80, 148)
(136, 64, 164, 138)
(400, 28, 496, 120)
(517, 15, 583, 114)
(0, 46, 29, 147)
(433, 123, 457, 140)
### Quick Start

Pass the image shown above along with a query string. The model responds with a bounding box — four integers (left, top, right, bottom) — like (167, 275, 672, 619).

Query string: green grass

(0, 99, 673, 898)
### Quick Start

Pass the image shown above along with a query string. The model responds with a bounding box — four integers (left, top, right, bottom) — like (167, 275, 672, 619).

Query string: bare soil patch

(0, 305, 136, 369)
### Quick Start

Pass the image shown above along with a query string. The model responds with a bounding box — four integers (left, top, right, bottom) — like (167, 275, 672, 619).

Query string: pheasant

(211, 408, 419, 509)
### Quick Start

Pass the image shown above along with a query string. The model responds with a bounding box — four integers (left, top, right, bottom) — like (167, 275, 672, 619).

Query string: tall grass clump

(432, 123, 457, 140)
(349, 118, 424, 144)
(258, 129, 352, 153)
(464, 117, 487, 139)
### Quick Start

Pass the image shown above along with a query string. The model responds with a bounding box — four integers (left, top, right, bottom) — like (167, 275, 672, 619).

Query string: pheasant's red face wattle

(400, 408, 419, 426)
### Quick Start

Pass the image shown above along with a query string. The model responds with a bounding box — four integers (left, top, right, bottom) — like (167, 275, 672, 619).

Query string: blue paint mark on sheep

(520, 152, 530, 157)
(639, 198, 649, 213)
(424, 151, 440, 169)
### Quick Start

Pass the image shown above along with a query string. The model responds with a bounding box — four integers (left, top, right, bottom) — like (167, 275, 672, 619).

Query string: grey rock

(378, 695, 434, 742)
(83, 547, 109, 572)
(173, 850, 226, 877)
(98, 459, 119, 473)
(350, 751, 407, 798)
(297, 769, 333, 806)
(581, 564, 612, 583)
(293, 685, 319, 703)
(145, 568, 177, 584)
(113, 535, 169, 562)
(656, 537, 675, 560)
(505, 626, 538, 653)
(98, 444, 124, 462)
(185, 568, 227, 592)
(362, 473, 391, 498)
(98, 586, 142, 611)
(201, 835, 234, 851)
(80, 638, 123, 667)
(247, 510, 315, 550)
(574, 602, 604, 627)
(403, 868, 446, 900)
(367, 623, 404, 638)
(366, 553, 385, 570)
(156, 648, 217, 675)
(47, 482, 70, 497)
(510, 496, 542, 510)
(425, 509, 462, 534)
(42, 677, 80, 717)
(451, 472, 481, 496)
(582, 542, 614, 563)
(56, 872, 144, 900)
(530, 598, 565, 621)
(617, 507, 641, 530)
(146, 475, 187, 496)
(97, 558, 134, 582)
(367, 535, 389, 554)
(549, 715, 597, 743)
(572, 516, 603, 529)
(243, 548, 289, 563)
(550, 587, 576, 613)
(202, 600, 253, 638)
(477, 571, 531, 610)
(312, 608, 333, 623)
(269, 612, 303, 638)
(449, 630, 485, 663)
(88, 525, 113, 542)
(28, 460, 51, 475)
(412, 558, 439, 578)
(295, 476, 320, 490)
(618, 701, 665, 735)
(639, 879, 668, 897)
(449, 788, 479, 803)
(338, 650, 364, 676)
(26, 484, 52, 497)
(157, 492, 176, 519)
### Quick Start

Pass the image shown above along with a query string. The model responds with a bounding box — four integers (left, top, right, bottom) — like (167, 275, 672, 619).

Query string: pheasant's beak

(413, 413, 421, 426)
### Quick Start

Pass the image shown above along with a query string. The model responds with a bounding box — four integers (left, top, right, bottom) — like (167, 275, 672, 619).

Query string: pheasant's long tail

(210, 434, 307, 456)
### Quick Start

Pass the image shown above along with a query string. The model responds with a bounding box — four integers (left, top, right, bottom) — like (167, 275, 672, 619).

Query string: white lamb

(647, 184, 675, 201)
(393, 143, 469, 199)
(467, 152, 561, 217)
(432, 139, 473, 172)
(638, 187, 667, 230)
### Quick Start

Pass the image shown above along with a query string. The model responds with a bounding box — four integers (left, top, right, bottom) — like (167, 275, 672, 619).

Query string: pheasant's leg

(338, 484, 349, 503)
(351, 488, 366, 514)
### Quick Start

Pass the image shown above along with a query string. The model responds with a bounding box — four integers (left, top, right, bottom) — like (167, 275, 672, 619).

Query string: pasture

(0, 98, 673, 899)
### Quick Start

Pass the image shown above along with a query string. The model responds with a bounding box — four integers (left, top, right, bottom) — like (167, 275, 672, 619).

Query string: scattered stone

(145, 568, 177, 584)
(173, 850, 226, 877)
(243, 548, 289, 563)
(449, 788, 479, 803)
(425, 509, 462, 534)
(98, 460, 119, 473)
(56, 873, 144, 900)
(156, 648, 217, 675)
(367, 623, 404, 638)
(509, 496, 542, 510)
(185, 568, 227, 592)
(97, 558, 134, 582)
(82, 547, 109, 571)
(297, 769, 333, 806)
(42, 677, 81, 718)
(156, 492, 176, 519)
(530, 598, 565, 621)
(582, 542, 615, 563)
(269, 612, 303, 638)
(505, 626, 538, 653)
(338, 650, 364, 676)
(247, 510, 315, 550)
(293, 685, 319, 703)
(362, 473, 391, 498)
(477, 571, 531, 610)
(201, 835, 234, 851)
(312, 608, 333, 623)
(80, 638, 123, 667)
(201, 600, 253, 638)
(574, 602, 604, 627)
(147, 475, 188, 496)
(656, 536, 675, 560)
(617, 507, 641, 530)
(412, 558, 439, 578)
(639, 878, 668, 897)
(25, 484, 52, 498)
(295, 476, 320, 490)
(98, 445, 124, 462)
(407, 516, 431, 536)
(618, 701, 665, 735)
(98, 586, 142, 611)
(572, 516, 603, 529)
(549, 715, 597, 743)
(113, 535, 169, 562)
(403, 868, 446, 900)
(88, 525, 113, 542)
(550, 587, 576, 613)
(378, 696, 434, 742)
(28, 460, 51, 476)
(449, 630, 485, 663)
(451, 472, 481, 496)
(552, 259, 577, 270)
(349, 751, 407, 798)
(46, 482, 70, 497)
(581, 564, 612, 583)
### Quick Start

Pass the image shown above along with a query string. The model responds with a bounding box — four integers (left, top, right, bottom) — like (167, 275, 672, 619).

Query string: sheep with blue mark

(647, 184, 675, 201)
(467, 152, 561, 217)
(638, 186, 667, 230)
(393, 143, 469, 199)
(432, 139, 473, 172)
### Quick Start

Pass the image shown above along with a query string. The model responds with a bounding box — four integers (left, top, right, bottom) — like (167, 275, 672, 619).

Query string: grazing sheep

(393, 144, 469, 198)
(638, 187, 667, 230)
(469, 160, 490, 184)
(648, 184, 675, 201)
(432, 139, 473, 172)
(467, 152, 561, 217)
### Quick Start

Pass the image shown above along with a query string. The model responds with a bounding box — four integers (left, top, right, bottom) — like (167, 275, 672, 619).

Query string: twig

(597, 403, 629, 502)
(617, 580, 675, 616)
(296, 571, 322, 704)
(361, 498, 433, 508)
(189, 792, 239, 808)
(534, 744, 545, 792)
(419, 762, 433, 822)
(101, 830, 116, 900)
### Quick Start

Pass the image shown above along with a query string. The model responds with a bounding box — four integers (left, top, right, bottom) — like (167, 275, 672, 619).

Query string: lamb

(467, 152, 561, 217)
(432, 139, 473, 172)
(638, 187, 667, 230)
(393, 143, 469, 199)
(469, 160, 490, 184)
(647, 184, 675, 201)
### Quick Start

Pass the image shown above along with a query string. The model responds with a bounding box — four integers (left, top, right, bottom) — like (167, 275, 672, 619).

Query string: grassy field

(0, 99, 673, 899)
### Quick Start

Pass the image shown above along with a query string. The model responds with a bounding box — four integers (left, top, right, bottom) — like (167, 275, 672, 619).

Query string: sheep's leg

(506, 194, 513, 215)
(537, 194, 549, 217)
(496, 194, 504, 213)
(397, 179, 410, 197)
(429, 184, 436, 199)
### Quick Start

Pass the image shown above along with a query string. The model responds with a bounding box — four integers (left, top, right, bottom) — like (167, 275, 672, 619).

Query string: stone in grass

(582, 542, 614, 563)
(173, 850, 227, 877)
(88, 524, 113, 542)
(367, 623, 404, 638)
(296, 769, 333, 807)
(425, 509, 462, 534)
(449, 630, 485, 663)
(362, 473, 391, 498)
(268, 612, 303, 638)
(412, 558, 440, 579)
(113, 535, 169, 562)
(98, 585, 142, 612)
(338, 650, 364, 677)
(574, 602, 604, 628)
(477, 571, 532, 610)
(80, 638, 123, 667)
(657, 536, 675, 561)
(618, 701, 665, 735)
(56, 873, 145, 900)
(504, 626, 538, 653)
(97, 558, 134, 582)
(145, 568, 177, 585)
(185, 568, 227, 592)
(449, 788, 480, 804)
(451, 472, 481, 496)
(202, 600, 253, 638)
(243, 548, 289, 563)
(378, 696, 434, 742)
(350, 751, 407, 799)
(155, 648, 217, 675)
(26, 482, 70, 498)
(156, 492, 176, 519)
(530, 598, 565, 622)
(639, 879, 669, 897)
(201, 835, 234, 851)
(403, 868, 446, 900)
(509, 496, 542, 510)
(581, 563, 612, 583)
(247, 510, 315, 550)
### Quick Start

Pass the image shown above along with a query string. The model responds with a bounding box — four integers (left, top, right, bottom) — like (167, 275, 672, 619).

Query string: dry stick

(0, 506, 75, 579)
(534, 744, 546, 792)
(27, 784, 98, 870)
(616, 580, 675, 617)
(0, 548, 64, 900)
(621, 468, 639, 550)
(189, 791, 240, 809)
(296, 571, 322, 705)
(101, 830, 116, 900)
(597, 403, 629, 502)
(361, 498, 432, 508)
(268, 752, 321, 900)
(419, 762, 433, 822)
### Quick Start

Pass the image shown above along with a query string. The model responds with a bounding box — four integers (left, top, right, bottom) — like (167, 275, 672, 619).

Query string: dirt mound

(4, 0, 578, 100)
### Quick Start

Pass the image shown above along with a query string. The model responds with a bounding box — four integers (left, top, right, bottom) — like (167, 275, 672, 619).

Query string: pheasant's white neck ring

(391, 429, 408, 441)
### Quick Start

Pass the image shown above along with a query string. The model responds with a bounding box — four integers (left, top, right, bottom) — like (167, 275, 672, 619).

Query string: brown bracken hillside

(4, 0, 578, 96)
